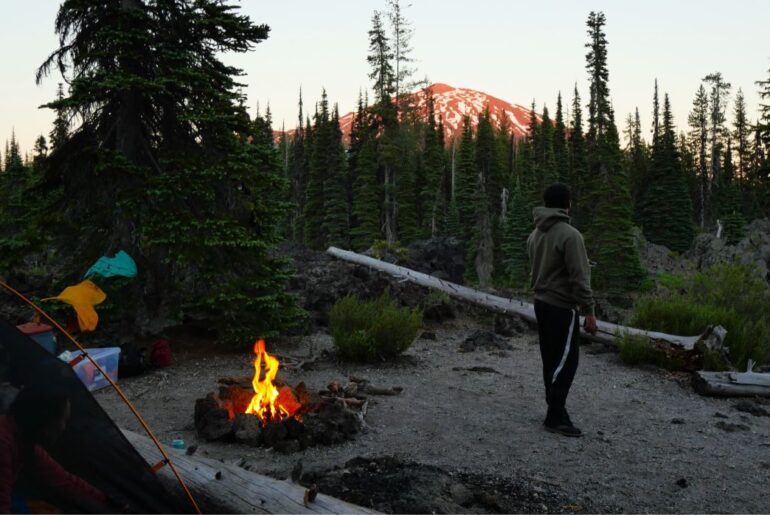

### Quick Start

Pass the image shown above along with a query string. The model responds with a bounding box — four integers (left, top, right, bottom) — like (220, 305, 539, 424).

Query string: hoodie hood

(533, 206, 570, 232)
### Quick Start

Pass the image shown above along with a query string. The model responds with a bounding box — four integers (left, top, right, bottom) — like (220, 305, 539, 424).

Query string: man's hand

(583, 315, 598, 335)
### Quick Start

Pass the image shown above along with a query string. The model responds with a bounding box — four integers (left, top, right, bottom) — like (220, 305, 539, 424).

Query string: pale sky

(2, 1, 769, 156)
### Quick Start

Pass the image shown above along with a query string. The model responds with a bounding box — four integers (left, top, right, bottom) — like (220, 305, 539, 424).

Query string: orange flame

(244, 339, 300, 424)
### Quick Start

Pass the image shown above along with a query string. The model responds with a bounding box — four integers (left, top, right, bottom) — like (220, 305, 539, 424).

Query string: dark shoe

(543, 421, 583, 437)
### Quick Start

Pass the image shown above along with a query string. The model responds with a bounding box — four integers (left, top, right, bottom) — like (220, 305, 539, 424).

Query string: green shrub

(370, 240, 408, 263)
(426, 290, 451, 304)
(639, 275, 656, 293)
(617, 333, 685, 371)
(656, 272, 685, 290)
(631, 264, 770, 369)
(330, 291, 422, 362)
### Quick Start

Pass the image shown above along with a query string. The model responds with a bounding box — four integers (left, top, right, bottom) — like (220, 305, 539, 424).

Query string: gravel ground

(96, 317, 770, 513)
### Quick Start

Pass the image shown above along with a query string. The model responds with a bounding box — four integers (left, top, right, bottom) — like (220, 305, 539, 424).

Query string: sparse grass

(370, 239, 409, 263)
(330, 291, 422, 362)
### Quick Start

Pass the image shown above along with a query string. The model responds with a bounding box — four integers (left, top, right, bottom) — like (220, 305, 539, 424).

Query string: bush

(617, 333, 685, 371)
(656, 272, 685, 291)
(632, 264, 770, 369)
(330, 291, 422, 362)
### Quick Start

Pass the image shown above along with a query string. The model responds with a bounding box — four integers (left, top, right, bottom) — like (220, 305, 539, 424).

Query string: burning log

(122, 429, 377, 514)
(326, 246, 727, 354)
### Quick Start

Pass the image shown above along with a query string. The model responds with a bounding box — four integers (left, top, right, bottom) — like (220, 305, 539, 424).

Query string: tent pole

(0, 280, 202, 514)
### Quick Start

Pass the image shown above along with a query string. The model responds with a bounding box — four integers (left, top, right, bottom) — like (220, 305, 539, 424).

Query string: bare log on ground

(326, 246, 725, 352)
(694, 371, 770, 397)
(122, 429, 376, 514)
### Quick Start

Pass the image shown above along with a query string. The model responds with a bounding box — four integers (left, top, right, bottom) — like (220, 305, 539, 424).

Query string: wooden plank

(122, 429, 377, 514)
(326, 246, 722, 351)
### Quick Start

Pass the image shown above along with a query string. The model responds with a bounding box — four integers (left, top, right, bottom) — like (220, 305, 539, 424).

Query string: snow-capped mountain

(279, 83, 536, 143)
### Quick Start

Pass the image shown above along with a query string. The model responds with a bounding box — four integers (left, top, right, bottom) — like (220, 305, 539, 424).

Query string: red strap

(151, 459, 169, 473)
(68, 355, 85, 367)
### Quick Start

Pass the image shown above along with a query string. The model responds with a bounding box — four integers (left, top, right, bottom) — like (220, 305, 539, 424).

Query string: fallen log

(122, 429, 376, 514)
(326, 246, 725, 352)
(694, 371, 770, 397)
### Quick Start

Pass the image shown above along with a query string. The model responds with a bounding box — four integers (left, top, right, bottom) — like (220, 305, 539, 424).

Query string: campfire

(244, 340, 301, 424)
(194, 339, 382, 453)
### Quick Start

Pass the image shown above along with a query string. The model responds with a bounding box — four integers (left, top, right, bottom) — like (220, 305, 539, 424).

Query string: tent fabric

(84, 251, 138, 280)
(0, 318, 183, 513)
(41, 280, 106, 332)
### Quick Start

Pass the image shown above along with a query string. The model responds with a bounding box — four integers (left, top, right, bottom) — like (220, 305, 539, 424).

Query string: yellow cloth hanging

(42, 280, 107, 332)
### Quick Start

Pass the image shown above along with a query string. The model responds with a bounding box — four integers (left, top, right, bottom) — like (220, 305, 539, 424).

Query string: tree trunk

(122, 430, 376, 514)
(326, 247, 726, 352)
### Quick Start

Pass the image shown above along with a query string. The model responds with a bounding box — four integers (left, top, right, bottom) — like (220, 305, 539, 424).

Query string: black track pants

(534, 299, 580, 412)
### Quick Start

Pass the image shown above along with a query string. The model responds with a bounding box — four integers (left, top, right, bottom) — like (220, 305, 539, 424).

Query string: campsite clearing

(96, 317, 770, 513)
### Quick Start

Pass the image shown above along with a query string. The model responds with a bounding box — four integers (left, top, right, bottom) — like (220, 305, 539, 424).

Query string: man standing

(527, 183, 597, 437)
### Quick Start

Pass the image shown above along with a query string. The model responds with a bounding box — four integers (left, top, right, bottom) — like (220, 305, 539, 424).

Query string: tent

(0, 318, 184, 513)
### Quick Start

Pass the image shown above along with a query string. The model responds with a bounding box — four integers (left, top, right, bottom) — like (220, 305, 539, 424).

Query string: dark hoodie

(527, 207, 595, 316)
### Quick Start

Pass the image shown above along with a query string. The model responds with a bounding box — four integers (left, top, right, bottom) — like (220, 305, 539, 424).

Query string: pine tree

(0, 132, 33, 270)
(553, 92, 568, 184)
(500, 175, 533, 288)
(455, 116, 476, 244)
(419, 87, 445, 237)
(626, 107, 649, 221)
(304, 91, 332, 249)
(536, 105, 557, 189)
(568, 85, 588, 229)
(582, 11, 643, 290)
(733, 88, 751, 184)
(367, 11, 395, 105)
(350, 122, 382, 250)
(386, 0, 415, 112)
(637, 93, 694, 253)
(286, 89, 307, 242)
(35, 0, 301, 339)
(470, 108, 498, 284)
(703, 72, 732, 226)
(719, 137, 745, 244)
(688, 84, 710, 229)
(323, 105, 350, 248)
(758, 64, 770, 151)
(49, 83, 69, 151)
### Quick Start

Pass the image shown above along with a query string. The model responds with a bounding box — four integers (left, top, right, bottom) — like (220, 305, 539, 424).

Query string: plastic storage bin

(70, 347, 121, 392)
(16, 323, 57, 354)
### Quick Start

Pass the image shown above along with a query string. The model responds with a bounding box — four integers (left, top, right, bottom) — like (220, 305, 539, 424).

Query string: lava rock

(233, 413, 262, 446)
(263, 421, 289, 447)
(283, 417, 306, 439)
(423, 301, 457, 322)
(274, 439, 302, 454)
(406, 237, 466, 284)
(493, 314, 528, 337)
(676, 478, 688, 488)
(194, 395, 233, 441)
(459, 330, 513, 353)
(670, 418, 685, 425)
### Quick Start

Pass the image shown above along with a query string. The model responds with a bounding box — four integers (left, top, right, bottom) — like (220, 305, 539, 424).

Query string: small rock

(449, 483, 474, 506)
(676, 478, 688, 488)
(715, 421, 750, 432)
(733, 400, 770, 417)
(274, 439, 302, 454)
(263, 421, 288, 447)
(185, 445, 198, 456)
(420, 331, 437, 340)
(670, 418, 685, 425)
(459, 330, 513, 353)
(714, 412, 729, 419)
(423, 302, 457, 322)
(233, 413, 262, 446)
(494, 314, 528, 337)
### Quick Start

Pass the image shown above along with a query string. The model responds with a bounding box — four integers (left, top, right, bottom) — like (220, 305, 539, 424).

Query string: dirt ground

(96, 316, 770, 514)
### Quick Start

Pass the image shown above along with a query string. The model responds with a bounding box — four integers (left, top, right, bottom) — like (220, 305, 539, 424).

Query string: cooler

(70, 347, 121, 391)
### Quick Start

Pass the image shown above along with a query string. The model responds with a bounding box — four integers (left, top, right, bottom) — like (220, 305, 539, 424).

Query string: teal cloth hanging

(84, 250, 137, 279)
